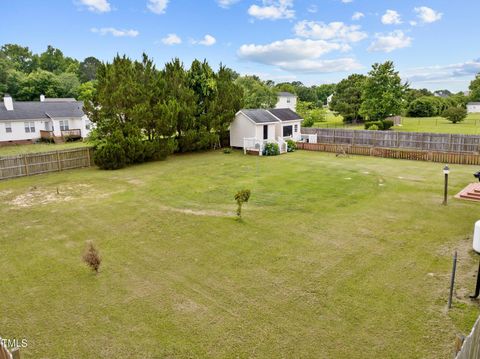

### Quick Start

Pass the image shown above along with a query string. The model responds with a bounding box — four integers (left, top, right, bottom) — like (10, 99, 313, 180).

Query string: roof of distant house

(277, 92, 296, 98)
(468, 102, 480, 106)
(43, 98, 77, 102)
(240, 108, 303, 124)
(0, 100, 85, 121)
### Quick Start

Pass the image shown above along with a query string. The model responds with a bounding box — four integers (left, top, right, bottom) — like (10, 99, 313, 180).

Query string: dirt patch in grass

(158, 204, 233, 218)
(7, 184, 119, 208)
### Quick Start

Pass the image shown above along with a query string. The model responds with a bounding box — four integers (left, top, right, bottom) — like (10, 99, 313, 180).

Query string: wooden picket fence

(302, 128, 480, 153)
(456, 316, 480, 359)
(297, 142, 480, 165)
(0, 147, 94, 180)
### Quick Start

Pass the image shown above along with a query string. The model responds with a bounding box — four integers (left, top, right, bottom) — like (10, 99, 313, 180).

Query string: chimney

(40, 94, 45, 102)
(4, 94, 13, 111)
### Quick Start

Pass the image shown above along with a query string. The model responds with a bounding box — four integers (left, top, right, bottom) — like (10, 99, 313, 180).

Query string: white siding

(275, 95, 297, 111)
(0, 115, 92, 142)
(255, 123, 276, 142)
(275, 121, 302, 140)
(468, 105, 480, 113)
(229, 112, 258, 147)
(0, 119, 46, 142)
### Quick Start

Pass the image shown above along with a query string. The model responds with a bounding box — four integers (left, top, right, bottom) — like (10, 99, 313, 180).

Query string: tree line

(0, 44, 101, 102)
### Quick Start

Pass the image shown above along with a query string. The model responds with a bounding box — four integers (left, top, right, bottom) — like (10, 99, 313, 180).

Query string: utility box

(473, 220, 480, 253)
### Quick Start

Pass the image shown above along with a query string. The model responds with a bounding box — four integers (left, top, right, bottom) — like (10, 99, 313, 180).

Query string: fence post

(86, 147, 91, 167)
(448, 251, 458, 310)
(11, 347, 20, 359)
(23, 155, 29, 176)
(57, 151, 62, 171)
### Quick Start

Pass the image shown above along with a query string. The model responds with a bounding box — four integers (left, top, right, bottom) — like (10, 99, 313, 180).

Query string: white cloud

(192, 34, 217, 46)
(368, 30, 412, 53)
(381, 10, 402, 25)
(414, 6, 442, 24)
(404, 59, 480, 83)
(91, 27, 139, 37)
(341, 0, 353, 3)
(77, 0, 111, 13)
(147, 0, 169, 14)
(294, 21, 367, 43)
(352, 12, 364, 21)
(216, 0, 240, 8)
(238, 38, 361, 73)
(307, 5, 318, 13)
(161, 33, 182, 45)
(248, 0, 295, 20)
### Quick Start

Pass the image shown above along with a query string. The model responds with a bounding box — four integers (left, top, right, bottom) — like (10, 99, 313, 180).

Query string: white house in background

(326, 94, 334, 107)
(0, 95, 92, 145)
(230, 108, 303, 155)
(275, 92, 297, 111)
(467, 102, 480, 114)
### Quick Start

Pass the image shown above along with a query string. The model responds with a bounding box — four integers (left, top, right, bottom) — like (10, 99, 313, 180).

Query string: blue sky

(1, 0, 479, 91)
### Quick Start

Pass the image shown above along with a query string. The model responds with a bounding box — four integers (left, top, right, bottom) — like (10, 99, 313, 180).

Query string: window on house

(5, 122, 12, 133)
(59, 120, 69, 131)
(263, 125, 268, 140)
(24, 121, 35, 133)
(287, 98, 291, 103)
(294, 124, 298, 132)
(85, 121, 91, 130)
(283, 125, 293, 137)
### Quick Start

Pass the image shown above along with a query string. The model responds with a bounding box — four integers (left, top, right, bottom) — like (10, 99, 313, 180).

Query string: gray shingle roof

(268, 108, 303, 122)
(468, 102, 480, 106)
(277, 92, 296, 98)
(0, 101, 85, 121)
(241, 109, 279, 124)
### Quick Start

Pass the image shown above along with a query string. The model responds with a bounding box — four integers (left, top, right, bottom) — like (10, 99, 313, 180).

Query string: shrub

(83, 241, 101, 274)
(302, 117, 315, 127)
(263, 142, 280, 156)
(177, 129, 219, 153)
(234, 189, 251, 218)
(382, 119, 394, 130)
(367, 124, 379, 131)
(365, 121, 383, 130)
(223, 147, 232, 154)
(442, 107, 467, 124)
(286, 139, 297, 152)
(94, 140, 127, 170)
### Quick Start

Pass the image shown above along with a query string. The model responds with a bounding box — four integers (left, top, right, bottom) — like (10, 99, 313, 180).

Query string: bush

(382, 119, 394, 130)
(234, 189, 251, 218)
(177, 129, 219, 152)
(94, 140, 127, 170)
(367, 124, 379, 131)
(83, 241, 101, 274)
(286, 139, 297, 152)
(442, 107, 467, 124)
(263, 142, 280, 156)
(302, 117, 315, 127)
(365, 121, 383, 130)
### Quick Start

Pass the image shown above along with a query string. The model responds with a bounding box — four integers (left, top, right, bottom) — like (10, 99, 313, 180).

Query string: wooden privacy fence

(0, 147, 94, 180)
(456, 316, 480, 359)
(297, 142, 480, 165)
(302, 128, 480, 153)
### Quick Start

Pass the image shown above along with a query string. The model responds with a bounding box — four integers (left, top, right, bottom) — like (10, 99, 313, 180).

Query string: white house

(230, 108, 303, 155)
(0, 95, 92, 145)
(467, 102, 480, 114)
(275, 92, 297, 111)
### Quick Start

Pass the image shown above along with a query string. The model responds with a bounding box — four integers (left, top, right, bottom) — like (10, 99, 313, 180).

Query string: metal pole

(448, 251, 458, 309)
(443, 173, 448, 205)
(469, 259, 480, 299)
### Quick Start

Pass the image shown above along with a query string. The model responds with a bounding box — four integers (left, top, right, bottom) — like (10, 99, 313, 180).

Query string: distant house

(0, 95, 92, 145)
(275, 92, 297, 112)
(467, 102, 480, 114)
(230, 108, 303, 155)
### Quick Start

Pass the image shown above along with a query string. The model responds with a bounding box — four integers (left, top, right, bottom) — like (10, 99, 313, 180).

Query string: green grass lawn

(1, 150, 479, 358)
(313, 113, 480, 135)
(0, 141, 90, 157)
